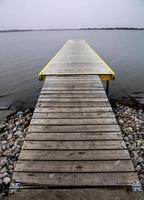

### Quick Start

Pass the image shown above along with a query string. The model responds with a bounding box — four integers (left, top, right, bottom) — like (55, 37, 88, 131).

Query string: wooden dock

(11, 40, 140, 195)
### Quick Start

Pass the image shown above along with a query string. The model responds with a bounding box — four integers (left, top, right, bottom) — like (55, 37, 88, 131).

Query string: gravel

(0, 109, 33, 199)
(113, 102, 144, 187)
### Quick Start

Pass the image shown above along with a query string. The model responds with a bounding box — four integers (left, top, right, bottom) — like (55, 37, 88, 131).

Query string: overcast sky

(0, 0, 144, 29)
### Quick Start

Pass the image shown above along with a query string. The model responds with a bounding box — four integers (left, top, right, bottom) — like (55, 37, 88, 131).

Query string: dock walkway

(11, 40, 139, 192)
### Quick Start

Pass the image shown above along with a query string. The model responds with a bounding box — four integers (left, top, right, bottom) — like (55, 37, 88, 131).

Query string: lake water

(0, 30, 144, 108)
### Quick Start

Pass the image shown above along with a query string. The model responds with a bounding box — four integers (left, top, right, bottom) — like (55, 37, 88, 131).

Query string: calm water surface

(0, 30, 144, 108)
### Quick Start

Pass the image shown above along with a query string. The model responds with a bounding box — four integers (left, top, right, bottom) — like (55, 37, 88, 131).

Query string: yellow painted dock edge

(38, 43, 66, 81)
(85, 41, 115, 80)
(39, 42, 115, 81)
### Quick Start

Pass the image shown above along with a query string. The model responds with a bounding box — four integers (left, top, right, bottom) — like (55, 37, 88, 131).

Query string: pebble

(128, 134, 133, 141)
(16, 111, 24, 116)
(3, 176, 11, 185)
(136, 165, 142, 172)
(138, 157, 144, 163)
(0, 158, 7, 167)
(7, 134, 13, 140)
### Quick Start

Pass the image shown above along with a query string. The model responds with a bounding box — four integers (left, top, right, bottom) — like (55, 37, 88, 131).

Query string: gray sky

(0, 0, 144, 29)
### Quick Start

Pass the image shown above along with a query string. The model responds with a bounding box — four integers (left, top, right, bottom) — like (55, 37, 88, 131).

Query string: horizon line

(0, 27, 144, 32)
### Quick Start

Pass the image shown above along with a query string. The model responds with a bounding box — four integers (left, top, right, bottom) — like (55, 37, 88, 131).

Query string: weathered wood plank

(25, 132, 122, 141)
(39, 93, 107, 98)
(34, 107, 113, 113)
(18, 150, 131, 160)
(42, 88, 104, 91)
(41, 90, 106, 94)
(28, 125, 120, 133)
(7, 188, 144, 200)
(45, 75, 101, 83)
(22, 141, 126, 150)
(43, 83, 103, 88)
(32, 112, 115, 119)
(37, 102, 110, 107)
(38, 98, 109, 103)
(44, 81, 102, 84)
(30, 118, 117, 125)
(13, 172, 138, 186)
(15, 160, 134, 172)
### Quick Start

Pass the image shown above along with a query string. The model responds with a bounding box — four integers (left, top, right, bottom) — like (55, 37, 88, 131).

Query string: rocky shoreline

(0, 109, 33, 199)
(112, 99, 144, 186)
(0, 99, 143, 198)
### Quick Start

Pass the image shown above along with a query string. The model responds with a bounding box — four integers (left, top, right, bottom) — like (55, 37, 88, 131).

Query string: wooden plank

(7, 189, 144, 200)
(14, 160, 134, 172)
(28, 125, 120, 133)
(39, 93, 107, 98)
(25, 132, 122, 141)
(43, 79, 103, 84)
(22, 141, 126, 150)
(30, 118, 117, 125)
(38, 97, 108, 102)
(41, 90, 106, 94)
(13, 172, 137, 186)
(37, 102, 110, 107)
(32, 112, 115, 119)
(41, 88, 104, 91)
(18, 150, 131, 160)
(38, 98, 109, 103)
(43, 83, 103, 87)
(34, 107, 113, 113)
(44, 75, 100, 80)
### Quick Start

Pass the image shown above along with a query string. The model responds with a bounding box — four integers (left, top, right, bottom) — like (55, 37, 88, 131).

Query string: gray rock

(128, 144, 133, 152)
(8, 123, 15, 129)
(136, 165, 142, 172)
(16, 111, 24, 116)
(137, 140, 142, 147)
(0, 158, 7, 167)
(0, 173, 7, 179)
(140, 178, 144, 186)
(15, 121, 20, 126)
(138, 157, 144, 163)
(124, 136, 129, 142)
(14, 130, 22, 137)
(3, 176, 11, 185)
(128, 127, 133, 133)
(25, 114, 31, 121)
(132, 142, 137, 151)
(3, 150, 11, 157)
(128, 134, 133, 141)
(0, 123, 5, 130)
(119, 119, 124, 124)
(7, 134, 13, 140)
(13, 127, 17, 132)
(133, 158, 139, 168)
(0, 178, 3, 184)
(132, 151, 139, 159)
(140, 145, 144, 150)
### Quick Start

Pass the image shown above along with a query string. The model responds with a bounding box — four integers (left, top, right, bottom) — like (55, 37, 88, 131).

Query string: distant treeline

(0, 27, 144, 33)
(80, 27, 144, 30)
